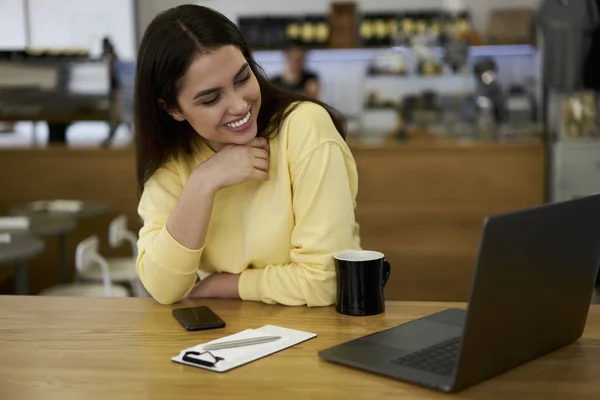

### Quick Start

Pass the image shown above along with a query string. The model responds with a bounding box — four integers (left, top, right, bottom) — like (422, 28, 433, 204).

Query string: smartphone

(172, 306, 226, 331)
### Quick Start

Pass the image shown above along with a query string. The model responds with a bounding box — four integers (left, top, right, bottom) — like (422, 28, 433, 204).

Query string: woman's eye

(200, 71, 252, 106)
(202, 95, 219, 105)
(236, 72, 251, 85)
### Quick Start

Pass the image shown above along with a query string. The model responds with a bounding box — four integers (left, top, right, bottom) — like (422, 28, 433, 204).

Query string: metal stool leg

(14, 261, 28, 295)
(58, 234, 68, 283)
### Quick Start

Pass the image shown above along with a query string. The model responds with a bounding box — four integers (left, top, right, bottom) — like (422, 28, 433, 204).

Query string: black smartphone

(172, 306, 226, 331)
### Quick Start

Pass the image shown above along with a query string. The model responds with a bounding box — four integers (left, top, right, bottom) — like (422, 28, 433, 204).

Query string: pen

(203, 335, 281, 351)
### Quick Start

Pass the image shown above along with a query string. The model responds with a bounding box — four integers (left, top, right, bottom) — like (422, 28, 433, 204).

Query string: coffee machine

(472, 57, 504, 137)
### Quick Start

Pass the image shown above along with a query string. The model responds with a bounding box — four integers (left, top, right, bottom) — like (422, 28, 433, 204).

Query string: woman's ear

(157, 99, 185, 122)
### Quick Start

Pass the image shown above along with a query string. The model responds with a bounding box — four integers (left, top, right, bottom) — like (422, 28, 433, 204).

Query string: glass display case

(0, 54, 112, 145)
(360, 45, 541, 143)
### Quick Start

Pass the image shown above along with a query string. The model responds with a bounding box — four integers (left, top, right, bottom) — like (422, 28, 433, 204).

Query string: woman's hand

(188, 273, 240, 299)
(194, 137, 270, 193)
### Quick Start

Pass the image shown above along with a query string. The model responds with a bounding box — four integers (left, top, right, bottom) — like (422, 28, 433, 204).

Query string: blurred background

(1, 0, 598, 303)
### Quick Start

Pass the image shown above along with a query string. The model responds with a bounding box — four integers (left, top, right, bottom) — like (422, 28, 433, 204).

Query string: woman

(135, 5, 360, 306)
(271, 43, 320, 98)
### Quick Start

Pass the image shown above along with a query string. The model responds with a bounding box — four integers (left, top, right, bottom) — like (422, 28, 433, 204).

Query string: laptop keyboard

(390, 337, 461, 376)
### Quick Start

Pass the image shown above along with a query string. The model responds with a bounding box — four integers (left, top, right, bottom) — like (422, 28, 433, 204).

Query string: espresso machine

(471, 57, 505, 137)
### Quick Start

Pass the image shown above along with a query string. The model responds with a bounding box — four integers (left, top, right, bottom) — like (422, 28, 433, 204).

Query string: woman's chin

(220, 124, 258, 145)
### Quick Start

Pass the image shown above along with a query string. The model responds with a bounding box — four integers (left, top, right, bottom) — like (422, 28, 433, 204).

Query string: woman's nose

(228, 94, 248, 115)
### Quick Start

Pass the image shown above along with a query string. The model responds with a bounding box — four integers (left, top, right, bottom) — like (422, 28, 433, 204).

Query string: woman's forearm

(166, 167, 218, 250)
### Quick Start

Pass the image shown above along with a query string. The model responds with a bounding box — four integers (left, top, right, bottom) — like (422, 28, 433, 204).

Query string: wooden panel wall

(0, 142, 546, 300)
(352, 142, 546, 301)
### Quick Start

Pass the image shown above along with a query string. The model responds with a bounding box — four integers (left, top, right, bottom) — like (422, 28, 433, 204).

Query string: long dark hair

(134, 5, 346, 193)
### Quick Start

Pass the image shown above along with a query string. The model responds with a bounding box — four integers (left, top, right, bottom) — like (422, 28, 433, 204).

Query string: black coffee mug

(334, 250, 391, 316)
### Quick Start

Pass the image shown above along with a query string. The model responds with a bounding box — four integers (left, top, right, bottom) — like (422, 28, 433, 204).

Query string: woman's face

(168, 45, 261, 151)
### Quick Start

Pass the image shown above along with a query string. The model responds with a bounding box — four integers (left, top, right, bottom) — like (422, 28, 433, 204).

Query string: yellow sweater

(136, 102, 361, 306)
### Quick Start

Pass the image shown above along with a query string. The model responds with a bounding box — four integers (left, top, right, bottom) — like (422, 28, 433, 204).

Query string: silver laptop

(318, 194, 600, 393)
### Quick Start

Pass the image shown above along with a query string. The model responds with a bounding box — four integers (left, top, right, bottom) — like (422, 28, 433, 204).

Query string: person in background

(271, 43, 320, 98)
(47, 60, 73, 145)
(100, 36, 123, 148)
(134, 5, 360, 306)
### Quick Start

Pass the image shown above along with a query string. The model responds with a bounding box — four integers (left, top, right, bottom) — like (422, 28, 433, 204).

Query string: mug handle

(382, 259, 391, 288)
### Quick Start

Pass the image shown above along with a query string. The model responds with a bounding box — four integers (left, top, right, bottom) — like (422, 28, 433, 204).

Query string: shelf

(363, 106, 399, 111)
(253, 44, 536, 53)
(252, 45, 538, 62)
(365, 73, 472, 79)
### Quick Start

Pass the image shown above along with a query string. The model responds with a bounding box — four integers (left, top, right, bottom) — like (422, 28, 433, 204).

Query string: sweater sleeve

(136, 164, 203, 305)
(238, 140, 360, 306)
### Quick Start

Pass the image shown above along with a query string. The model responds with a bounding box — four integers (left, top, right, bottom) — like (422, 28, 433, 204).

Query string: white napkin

(47, 200, 83, 212)
(29, 201, 48, 211)
(0, 217, 30, 230)
(30, 200, 82, 212)
(0, 233, 11, 243)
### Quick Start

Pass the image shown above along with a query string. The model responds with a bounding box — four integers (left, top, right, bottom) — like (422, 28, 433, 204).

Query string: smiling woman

(134, 4, 361, 306)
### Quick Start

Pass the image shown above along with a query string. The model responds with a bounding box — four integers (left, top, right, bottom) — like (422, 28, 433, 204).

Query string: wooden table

(1, 215, 76, 283)
(0, 296, 599, 400)
(10, 203, 109, 284)
(0, 234, 44, 294)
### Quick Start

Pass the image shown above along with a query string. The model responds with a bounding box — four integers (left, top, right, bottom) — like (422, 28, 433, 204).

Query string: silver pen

(203, 335, 281, 351)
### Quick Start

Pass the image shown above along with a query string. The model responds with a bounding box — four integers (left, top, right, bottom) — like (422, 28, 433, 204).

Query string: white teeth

(225, 111, 251, 128)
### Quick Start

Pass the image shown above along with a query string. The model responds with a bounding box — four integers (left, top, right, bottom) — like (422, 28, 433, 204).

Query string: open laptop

(318, 194, 600, 393)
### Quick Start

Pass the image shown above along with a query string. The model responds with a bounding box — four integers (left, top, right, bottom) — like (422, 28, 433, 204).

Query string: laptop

(318, 194, 600, 393)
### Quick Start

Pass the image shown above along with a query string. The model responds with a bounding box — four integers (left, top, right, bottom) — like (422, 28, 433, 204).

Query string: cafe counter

(349, 138, 546, 301)
(0, 139, 546, 300)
